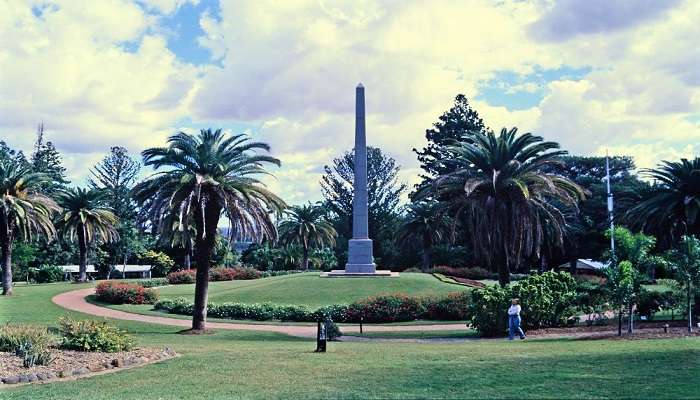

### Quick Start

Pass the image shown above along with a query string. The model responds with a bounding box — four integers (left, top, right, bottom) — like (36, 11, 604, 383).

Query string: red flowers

(95, 281, 159, 304)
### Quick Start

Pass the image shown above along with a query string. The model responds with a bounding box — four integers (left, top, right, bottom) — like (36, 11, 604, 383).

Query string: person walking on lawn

(508, 298, 526, 340)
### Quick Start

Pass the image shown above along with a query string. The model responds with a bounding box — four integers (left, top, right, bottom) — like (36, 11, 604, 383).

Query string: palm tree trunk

(302, 246, 309, 271)
(1, 238, 13, 296)
(688, 283, 693, 333)
(184, 252, 191, 270)
(421, 247, 432, 272)
(0, 214, 12, 295)
(78, 225, 88, 282)
(421, 233, 432, 272)
(192, 202, 222, 332)
(497, 243, 511, 287)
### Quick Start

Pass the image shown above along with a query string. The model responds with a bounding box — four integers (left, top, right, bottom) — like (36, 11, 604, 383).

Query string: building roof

(557, 259, 608, 271)
(59, 265, 152, 273)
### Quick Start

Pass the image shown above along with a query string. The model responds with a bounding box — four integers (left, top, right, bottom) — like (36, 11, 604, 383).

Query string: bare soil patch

(1, 347, 177, 387)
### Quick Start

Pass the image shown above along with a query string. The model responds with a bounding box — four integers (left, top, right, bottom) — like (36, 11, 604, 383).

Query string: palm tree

(133, 129, 285, 331)
(398, 202, 450, 272)
(56, 188, 119, 282)
(625, 158, 700, 246)
(278, 203, 337, 270)
(426, 127, 585, 286)
(0, 160, 59, 295)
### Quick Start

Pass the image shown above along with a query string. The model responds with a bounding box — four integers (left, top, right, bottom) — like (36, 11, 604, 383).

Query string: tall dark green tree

(279, 203, 337, 270)
(56, 188, 120, 282)
(413, 94, 488, 182)
(0, 159, 59, 294)
(398, 202, 450, 271)
(320, 146, 406, 267)
(625, 158, 700, 247)
(545, 156, 644, 269)
(425, 128, 585, 286)
(89, 146, 140, 219)
(31, 123, 70, 194)
(665, 235, 700, 332)
(134, 129, 285, 331)
(89, 147, 143, 270)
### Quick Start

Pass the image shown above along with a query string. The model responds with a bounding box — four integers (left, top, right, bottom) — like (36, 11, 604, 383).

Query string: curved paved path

(53, 288, 468, 339)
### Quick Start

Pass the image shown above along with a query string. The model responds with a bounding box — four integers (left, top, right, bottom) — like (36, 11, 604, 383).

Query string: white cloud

(1, 0, 698, 205)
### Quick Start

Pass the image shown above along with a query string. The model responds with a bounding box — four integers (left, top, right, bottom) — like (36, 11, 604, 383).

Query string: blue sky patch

(155, 0, 221, 65)
(476, 65, 591, 110)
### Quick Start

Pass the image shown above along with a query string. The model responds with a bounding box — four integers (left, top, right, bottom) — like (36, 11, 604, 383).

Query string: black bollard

(315, 321, 327, 352)
(360, 316, 363, 334)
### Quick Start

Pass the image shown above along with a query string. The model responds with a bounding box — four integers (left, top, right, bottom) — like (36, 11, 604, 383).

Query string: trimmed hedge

(166, 268, 304, 285)
(154, 292, 470, 323)
(95, 281, 159, 305)
(133, 278, 169, 288)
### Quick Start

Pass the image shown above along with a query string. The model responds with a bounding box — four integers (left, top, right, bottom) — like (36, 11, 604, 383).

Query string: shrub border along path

(52, 288, 468, 338)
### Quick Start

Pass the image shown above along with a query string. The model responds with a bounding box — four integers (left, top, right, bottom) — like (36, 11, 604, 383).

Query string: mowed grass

(2, 283, 700, 399)
(153, 272, 468, 307)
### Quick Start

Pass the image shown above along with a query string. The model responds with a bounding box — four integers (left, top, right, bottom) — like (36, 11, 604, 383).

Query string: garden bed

(1, 347, 177, 387)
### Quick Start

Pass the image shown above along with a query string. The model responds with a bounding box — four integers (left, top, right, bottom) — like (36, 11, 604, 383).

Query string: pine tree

(89, 147, 142, 271)
(413, 94, 488, 182)
(89, 146, 141, 220)
(31, 123, 69, 193)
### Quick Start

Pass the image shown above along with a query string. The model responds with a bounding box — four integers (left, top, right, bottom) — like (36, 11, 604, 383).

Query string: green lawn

(2, 283, 700, 399)
(152, 272, 468, 307)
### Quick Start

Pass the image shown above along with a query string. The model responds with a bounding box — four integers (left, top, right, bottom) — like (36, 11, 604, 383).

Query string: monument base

(320, 270, 399, 278)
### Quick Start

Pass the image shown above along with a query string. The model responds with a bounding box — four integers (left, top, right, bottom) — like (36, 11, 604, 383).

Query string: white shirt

(508, 304, 521, 316)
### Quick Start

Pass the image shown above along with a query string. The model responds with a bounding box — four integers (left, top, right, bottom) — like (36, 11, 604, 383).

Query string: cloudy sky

(1, 0, 699, 204)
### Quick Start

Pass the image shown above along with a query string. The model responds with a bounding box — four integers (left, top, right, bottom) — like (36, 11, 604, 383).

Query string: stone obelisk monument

(322, 84, 397, 277)
(345, 83, 376, 273)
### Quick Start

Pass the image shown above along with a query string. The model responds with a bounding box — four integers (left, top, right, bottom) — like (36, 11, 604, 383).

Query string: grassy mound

(154, 272, 468, 307)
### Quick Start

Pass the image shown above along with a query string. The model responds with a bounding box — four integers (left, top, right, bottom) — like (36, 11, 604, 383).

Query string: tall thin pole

(606, 152, 615, 258)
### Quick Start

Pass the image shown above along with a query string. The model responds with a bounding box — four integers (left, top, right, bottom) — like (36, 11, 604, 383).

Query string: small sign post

(315, 321, 327, 352)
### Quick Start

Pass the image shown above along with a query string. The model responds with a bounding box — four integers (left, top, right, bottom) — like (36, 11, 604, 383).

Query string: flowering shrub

(59, 318, 133, 352)
(419, 292, 470, 320)
(209, 266, 262, 281)
(166, 269, 197, 284)
(345, 294, 422, 323)
(95, 281, 158, 304)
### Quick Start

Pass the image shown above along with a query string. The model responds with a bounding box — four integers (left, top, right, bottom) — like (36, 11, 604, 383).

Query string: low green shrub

(637, 289, 664, 319)
(95, 281, 159, 304)
(59, 318, 134, 352)
(35, 265, 65, 283)
(133, 278, 169, 288)
(1, 324, 56, 368)
(15, 341, 54, 367)
(0, 324, 56, 353)
(156, 291, 469, 323)
(323, 319, 342, 341)
(312, 304, 349, 322)
(468, 271, 579, 336)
